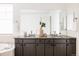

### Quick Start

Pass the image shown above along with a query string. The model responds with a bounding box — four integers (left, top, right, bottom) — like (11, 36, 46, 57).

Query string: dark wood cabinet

(23, 44, 35, 56)
(45, 43, 53, 56)
(53, 39, 66, 56)
(15, 38, 76, 56)
(54, 44, 66, 56)
(67, 43, 76, 56)
(36, 44, 44, 56)
(66, 39, 76, 56)
(15, 43, 23, 56)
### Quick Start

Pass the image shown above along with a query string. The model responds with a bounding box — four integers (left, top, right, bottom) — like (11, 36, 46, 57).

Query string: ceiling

(15, 3, 79, 11)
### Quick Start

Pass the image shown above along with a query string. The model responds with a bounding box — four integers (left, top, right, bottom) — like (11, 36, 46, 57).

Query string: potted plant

(40, 22, 46, 28)
(39, 21, 46, 37)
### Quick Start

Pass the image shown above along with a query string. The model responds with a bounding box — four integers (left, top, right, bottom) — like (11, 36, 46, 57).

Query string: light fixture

(73, 11, 78, 22)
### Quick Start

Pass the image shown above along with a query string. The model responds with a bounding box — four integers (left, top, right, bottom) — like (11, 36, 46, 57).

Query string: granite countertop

(15, 35, 76, 39)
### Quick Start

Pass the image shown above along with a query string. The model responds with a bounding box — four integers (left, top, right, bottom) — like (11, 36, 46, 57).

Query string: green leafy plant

(40, 21, 46, 28)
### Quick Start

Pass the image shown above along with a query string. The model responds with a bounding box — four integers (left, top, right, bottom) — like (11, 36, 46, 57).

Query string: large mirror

(19, 9, 77, 37)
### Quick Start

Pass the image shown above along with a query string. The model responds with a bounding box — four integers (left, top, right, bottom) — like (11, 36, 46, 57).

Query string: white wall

(75, 11, 79, 56)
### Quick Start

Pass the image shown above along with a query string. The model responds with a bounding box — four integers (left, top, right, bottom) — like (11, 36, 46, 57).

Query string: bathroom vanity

(15, 36, 76, 56)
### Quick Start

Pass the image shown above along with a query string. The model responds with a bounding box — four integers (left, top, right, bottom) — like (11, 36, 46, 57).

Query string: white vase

(39, 27, 44, 37)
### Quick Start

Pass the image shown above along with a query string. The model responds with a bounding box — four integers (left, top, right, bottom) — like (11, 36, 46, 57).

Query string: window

(0, 4, 13, 34)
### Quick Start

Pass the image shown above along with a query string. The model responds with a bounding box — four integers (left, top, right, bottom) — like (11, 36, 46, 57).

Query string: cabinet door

(36, 44, 44, 56)
(54, 44, 66, 56)
(45, 44, 53, 56)
(15, 43, 23, 56)
(23, 44, 35, 56)
(67, 44, 76, 56)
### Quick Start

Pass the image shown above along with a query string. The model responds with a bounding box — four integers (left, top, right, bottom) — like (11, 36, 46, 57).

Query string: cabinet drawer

(67, 38, 76, 43)
(45, 39, 53, 43)
(23, 39, 35, 43)
(36, 39, 45, 43)
(15, 39, 22, 43)
(45, 40, 51, 43)
(54, 39, 66, 43)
